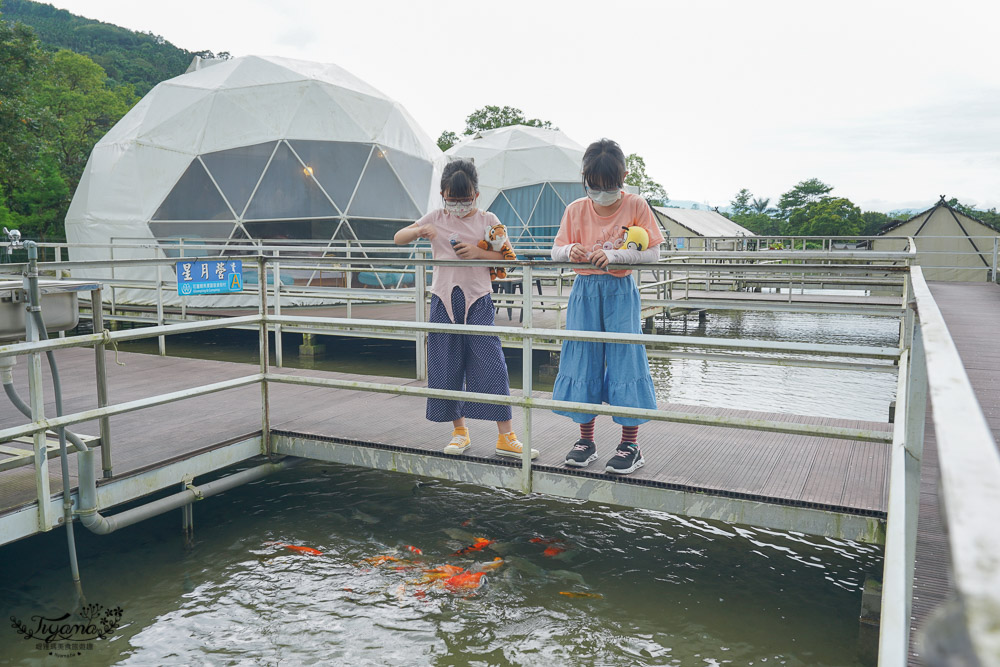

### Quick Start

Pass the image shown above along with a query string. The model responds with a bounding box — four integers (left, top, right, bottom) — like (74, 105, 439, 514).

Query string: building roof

(879, 197, 1000, 235)
(652, 206, 755, 237)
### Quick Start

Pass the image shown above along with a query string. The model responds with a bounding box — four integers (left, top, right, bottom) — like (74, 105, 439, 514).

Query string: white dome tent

(444, 126, 586, 246)
(66, 55, 442, 306)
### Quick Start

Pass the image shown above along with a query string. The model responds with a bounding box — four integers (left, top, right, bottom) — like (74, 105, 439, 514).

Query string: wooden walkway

(909, 282, 1000, 665)
(0, 347, 891, 527)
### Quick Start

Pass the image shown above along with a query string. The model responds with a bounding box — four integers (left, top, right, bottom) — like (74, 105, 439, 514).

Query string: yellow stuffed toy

(618, 225, 649, 251)
(477, 223, 517, 280)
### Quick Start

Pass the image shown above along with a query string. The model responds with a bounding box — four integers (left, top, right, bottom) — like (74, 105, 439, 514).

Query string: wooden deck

(0, 346, 892, 526)
(909, 282, 1000, 665)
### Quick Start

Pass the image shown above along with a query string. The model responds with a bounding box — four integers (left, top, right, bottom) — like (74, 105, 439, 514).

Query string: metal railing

(1, 244, 998, 664)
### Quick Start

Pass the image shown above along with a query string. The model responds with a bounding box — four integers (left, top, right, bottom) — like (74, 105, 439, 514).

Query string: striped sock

(621, 425, 639, 446)
(580, 419, 596, 442)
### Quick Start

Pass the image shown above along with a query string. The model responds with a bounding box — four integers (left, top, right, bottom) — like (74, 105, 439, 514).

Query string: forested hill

(1, 0, 227, 95)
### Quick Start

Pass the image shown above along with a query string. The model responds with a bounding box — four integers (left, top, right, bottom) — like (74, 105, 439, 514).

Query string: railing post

(415, 251, 427, 380)
(91, 287, 113, 478)
(345, 241, 353, 319)
(258, 255, 270, 456)
(992, 236, 998, 283)
(273, 249, 283, 368)
(24, 301, 52, 530)
(520, 263, 534, 493)
(156, 263, 165, 356)
(179, 238, 187, 320)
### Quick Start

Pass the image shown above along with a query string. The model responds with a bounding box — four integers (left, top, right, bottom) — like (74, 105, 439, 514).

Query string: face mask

(586, 186, 622, 207)
(444, 201, 476, 217)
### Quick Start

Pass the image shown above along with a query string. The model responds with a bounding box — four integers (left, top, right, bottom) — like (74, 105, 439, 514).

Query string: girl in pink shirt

(395, 159, 538, 460)
(550, 139, 663, 475)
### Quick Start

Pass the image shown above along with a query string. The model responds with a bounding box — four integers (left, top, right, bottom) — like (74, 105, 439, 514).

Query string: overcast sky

(40, 0, 1000, 212)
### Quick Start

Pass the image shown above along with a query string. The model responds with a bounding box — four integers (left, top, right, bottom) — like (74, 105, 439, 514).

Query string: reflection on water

(3, 307, 898, 664)
(1, 464, 879, 666)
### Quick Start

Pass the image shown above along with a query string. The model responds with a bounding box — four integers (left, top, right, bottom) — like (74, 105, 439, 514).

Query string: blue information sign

(176, 260, 243, 295)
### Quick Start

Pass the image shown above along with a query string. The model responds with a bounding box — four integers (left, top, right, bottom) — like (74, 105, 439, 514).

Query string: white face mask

(444, 201, 476, 217)
(586, 186, 622, 207)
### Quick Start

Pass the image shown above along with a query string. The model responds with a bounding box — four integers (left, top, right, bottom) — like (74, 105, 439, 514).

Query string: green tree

(778, 178, 833, 218)
(6, 155, 69, 241)
(0, 8, 43, 198)
(860, 210, 895, 236)
(437, 130, 458, 151)
(945, 197, 1000, 229)
(32, 49, 137, 194)
(729, 188, 752, 217)
(751, 196, 774, 215)
(463, 105, 553, 135)
(625, 153, 667, 205)
(787, 197, 862, 236)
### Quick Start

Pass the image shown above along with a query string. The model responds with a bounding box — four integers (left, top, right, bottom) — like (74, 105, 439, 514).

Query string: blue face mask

(586, 186, 622, 207)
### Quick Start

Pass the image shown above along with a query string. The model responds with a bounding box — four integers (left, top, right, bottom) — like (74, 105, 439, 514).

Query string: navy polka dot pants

(426, 287, 513, 423)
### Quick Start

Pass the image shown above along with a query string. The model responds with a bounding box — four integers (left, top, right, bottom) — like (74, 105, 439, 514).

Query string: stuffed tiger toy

(477, 223, 517, 280)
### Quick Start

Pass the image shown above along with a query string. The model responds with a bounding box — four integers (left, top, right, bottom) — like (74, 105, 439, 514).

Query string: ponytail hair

(582, 139, 626, 191)
(440, 158, 479, 198)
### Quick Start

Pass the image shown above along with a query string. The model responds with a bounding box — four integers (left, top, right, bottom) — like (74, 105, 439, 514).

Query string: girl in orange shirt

(550, 139, 663, 474)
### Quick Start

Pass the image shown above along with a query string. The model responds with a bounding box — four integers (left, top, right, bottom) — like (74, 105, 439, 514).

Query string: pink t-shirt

(554, 193, 664, 277)
(418, 208, 500, 323)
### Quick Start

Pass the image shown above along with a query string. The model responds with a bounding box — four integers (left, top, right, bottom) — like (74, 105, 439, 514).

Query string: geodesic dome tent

(65, 55, 441, 306)
(444, 126, 586, 246)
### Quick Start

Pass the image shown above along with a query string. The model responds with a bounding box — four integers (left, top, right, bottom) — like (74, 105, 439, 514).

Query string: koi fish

(412, 564, 464, 585)
(559, 591, 603, 599)
(403, 545, 423, 555)
(444, 571, 486, 591)
(529, 537, 564, 545)
(271, 543, 323, 555)
(361, 555, 400, 567)
(471, 557, 505, 573)
(453, 537, 494, 556)
(543, 546, 567, 558)
(461, 519, 473, 527)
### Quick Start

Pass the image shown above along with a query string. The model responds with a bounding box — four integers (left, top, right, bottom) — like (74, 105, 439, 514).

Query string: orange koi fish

(361, 555, 400, 567)
(472, 557, 505, 573)
(543, 546, 567, 557)
(453, 537, 494, 556)
(403, 545, 423, 555)
(444, 571, 486, 591)
(412, 564, 465, 585)
(529, 537, 564, 545)
(276, 544, 323, 555)
(559, 591, 603, 599)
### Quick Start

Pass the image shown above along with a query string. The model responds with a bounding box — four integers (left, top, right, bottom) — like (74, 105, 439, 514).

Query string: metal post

(415, 251, 427, 380)
(258, 255, 271, 456)
(346, 241, 353, 319)
(179, 238, 187, 320)
(156, 263, 165, 356)
(520, 263, 534, 493)
(273, 249, 283, 368)
(91, 287, 113, 478)
(992, 237, 998, 283)
(556, 267, 564, 329)
(25, 300, 52, 530)
(903, 319, 927, 621)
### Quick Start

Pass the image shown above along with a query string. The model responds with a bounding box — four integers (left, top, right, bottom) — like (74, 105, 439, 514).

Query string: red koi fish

(275, 544, 322, 555)
(543, 546, 567, 557)
(453, 537, 494, 556)
(444, 571, 485, 591)
(461, 519, 473, 527)
(529, 537, 564, 545)
(403, 545, 423, 555)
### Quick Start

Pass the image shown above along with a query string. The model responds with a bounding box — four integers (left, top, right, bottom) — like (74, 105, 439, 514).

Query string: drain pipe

(75, 456, 299, 534)
(2, 362, 92, 453)
(22, 240, 85, 602)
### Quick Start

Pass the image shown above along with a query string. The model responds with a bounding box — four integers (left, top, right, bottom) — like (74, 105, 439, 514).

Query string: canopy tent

(444, 126, 586, 246)
(652, 207, 755, 250)
(65, 55, 442, 306)
(873, 198, 1000, 281)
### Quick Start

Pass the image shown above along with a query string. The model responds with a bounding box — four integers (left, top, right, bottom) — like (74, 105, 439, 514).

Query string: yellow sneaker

(444, 427, 471, 455)
(495, 432, 538, 459)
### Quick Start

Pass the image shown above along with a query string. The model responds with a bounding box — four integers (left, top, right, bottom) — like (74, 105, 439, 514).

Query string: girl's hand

(569, 244, 589, 263)
(416, 224, 436, 240)
(590, 249, 610, 269)
(452, 242, 483, 259)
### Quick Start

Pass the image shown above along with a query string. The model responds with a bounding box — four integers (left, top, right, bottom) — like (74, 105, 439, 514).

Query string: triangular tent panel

(348, 152, 421, 220)
(288, 140, 371, 210)
(243, 142, 338, 220)
(201, 141, 277, 217)
(152, 159, 233, 221)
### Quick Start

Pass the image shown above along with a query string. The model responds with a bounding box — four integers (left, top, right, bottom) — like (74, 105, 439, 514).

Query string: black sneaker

(564, 439, 598, 467)
(605, 442, 644, 475)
